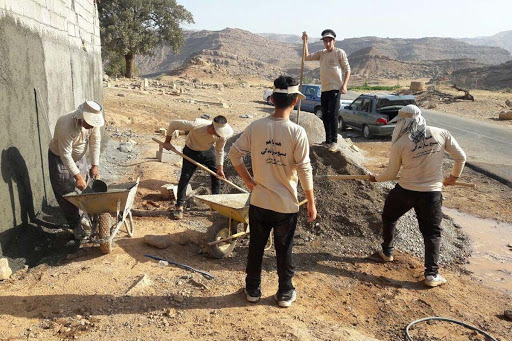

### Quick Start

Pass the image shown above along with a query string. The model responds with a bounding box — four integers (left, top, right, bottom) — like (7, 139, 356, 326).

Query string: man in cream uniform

(302, 29, 351, 152)
(368, 105, 466, 287)
(229, 76, 317, 308)
(48, 100, 104, 239)
(162, 115, 233, 220)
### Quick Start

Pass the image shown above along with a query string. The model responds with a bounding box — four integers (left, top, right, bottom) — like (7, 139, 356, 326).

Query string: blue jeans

(381, 184, 443, 277)
(245, 205, 298, 295)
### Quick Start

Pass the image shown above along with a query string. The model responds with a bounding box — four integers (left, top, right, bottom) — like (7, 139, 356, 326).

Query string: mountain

(460, 30, 512, 53)
(257, 33, 304, 44)
(449, 60, 512, 89)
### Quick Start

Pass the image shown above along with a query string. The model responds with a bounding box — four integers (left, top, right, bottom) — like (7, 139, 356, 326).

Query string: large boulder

(289, 111, 325, 144)
(0, 258, 12, 280)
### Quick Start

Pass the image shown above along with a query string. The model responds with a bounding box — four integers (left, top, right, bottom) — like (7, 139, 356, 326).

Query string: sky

(178, 0, 512, 39)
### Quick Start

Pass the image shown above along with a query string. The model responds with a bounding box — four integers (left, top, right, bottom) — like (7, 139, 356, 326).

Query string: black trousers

(245, 205, 298, 295)
(176, 145, 220, 207)
(381, 184, 443, 277)
(320, 90, 340, 143)
(48, 150, 87, 228)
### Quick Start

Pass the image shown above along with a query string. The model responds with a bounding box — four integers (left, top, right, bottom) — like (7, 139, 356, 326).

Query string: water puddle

(443, 208, 512, 293)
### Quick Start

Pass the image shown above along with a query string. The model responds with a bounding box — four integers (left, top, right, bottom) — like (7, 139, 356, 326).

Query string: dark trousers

(246, 205, 298, 295)
(176, 145, 220, 207)
(381, 184, 443, 277)
(321, 90, 340, 143)
(48, 150, 87, 228)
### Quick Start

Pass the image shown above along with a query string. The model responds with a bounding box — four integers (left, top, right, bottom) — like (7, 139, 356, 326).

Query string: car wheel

(266, 96, 272, 105)
(363, 125, 373, 139)
(338, 116, 347, 131)
(315, 108, 323, 119)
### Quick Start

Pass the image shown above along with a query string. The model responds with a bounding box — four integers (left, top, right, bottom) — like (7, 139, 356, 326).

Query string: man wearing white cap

(162, 115, 233, 220)
(302, 29, 351, 152)
(48, 100, 104, 238)
(229, 75, 317, 308)
(368, 104, 466, 287)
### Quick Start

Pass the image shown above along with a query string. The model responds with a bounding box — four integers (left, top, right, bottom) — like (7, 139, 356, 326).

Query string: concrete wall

(0, 0, 103, 256)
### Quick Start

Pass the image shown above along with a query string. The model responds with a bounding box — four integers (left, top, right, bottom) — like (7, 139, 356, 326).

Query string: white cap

(388, 104, 422, 123)
(212, 120, 233, 138)
(81, 100, 104, 127)
(273, 85, 306, 100)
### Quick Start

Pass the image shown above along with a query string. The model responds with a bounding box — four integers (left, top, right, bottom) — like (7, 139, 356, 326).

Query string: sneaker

(244, 288, 261, 303)
(274, 290, 296, 308)
(328, 142, 338, 152)
(173, 207, 184, 220)
(378, 250, 394, 262)
(321, 141, 330, 146)
(72, 226, 87, 240)
(424, 274, 447, 287)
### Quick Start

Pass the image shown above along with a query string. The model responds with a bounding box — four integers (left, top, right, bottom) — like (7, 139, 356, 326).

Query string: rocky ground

(1, 74, 511, 340)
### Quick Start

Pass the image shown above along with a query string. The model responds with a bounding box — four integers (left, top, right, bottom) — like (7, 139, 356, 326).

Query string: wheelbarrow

(195, 193, 251, 258)
(63, 178, 140, 253)
(196, 193, 308, 259)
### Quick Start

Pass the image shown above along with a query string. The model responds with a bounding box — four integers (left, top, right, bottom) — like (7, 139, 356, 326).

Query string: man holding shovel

(302, 29, 351, 152)
(368, 104, 466, 287)
(48, 100, 104, 239)
(229, 76, 317, 308)
(162, 116, 233, 220)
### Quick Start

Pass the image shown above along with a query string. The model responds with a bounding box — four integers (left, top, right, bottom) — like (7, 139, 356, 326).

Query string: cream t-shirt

(305, 47, 351, 92)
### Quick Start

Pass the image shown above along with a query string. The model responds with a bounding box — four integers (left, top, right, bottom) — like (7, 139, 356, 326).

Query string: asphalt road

(422, 110, 512, 185)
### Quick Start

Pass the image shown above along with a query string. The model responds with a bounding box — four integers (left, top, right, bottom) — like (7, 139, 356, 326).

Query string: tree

(98, 0, 194, 78)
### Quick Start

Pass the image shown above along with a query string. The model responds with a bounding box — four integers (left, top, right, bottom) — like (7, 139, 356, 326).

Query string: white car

(263, 89, 273, 105)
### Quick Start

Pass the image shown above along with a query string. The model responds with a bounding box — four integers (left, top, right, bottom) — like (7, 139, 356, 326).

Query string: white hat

(81, 100, 104, 127)
(388, 104, 422, 123)
(273, 85, 306, 100)
(212, 120, 233, 138)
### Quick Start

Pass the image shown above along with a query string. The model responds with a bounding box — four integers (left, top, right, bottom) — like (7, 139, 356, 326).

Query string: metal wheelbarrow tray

(195, 193, 251, 258)
(63, 178, 140, 253)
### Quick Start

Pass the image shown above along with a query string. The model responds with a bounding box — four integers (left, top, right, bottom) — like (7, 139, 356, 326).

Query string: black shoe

(321, 141, 330, 145)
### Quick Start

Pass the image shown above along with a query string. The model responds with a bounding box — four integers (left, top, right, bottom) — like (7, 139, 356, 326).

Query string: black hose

(405, 316, 497, 341)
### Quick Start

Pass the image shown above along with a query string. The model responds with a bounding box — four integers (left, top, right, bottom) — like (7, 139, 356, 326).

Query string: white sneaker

(425, 274, 447, 287)
(328, 142, 338, 152)
(244, 289, 261, 303)
(274, 290, 296, 308)
(378, 250, 394, 262)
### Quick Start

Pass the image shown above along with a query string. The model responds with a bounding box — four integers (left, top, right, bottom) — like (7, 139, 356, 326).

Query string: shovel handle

(315, 174, 475, 188)
(152, 138, 248, 193)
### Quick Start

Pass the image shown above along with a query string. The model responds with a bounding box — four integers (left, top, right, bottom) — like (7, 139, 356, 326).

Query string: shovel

(152, 138, 247, 193)
(314, 174, 476, 188)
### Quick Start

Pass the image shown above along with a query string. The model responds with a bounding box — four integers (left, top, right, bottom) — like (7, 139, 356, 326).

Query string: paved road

(421, 110, 512, 185)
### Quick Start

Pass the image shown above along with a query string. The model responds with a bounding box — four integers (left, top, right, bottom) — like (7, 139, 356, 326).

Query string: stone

(144, 235, 172, 249)
(498, 111, 512, 120)
(0, 258, 12, 280)
(160, 184, 177, 201)
(410, 81, 425, 91)
(504, 310, 512, 321)
(125, 275, 152, 295)
(117, 93, 126, 97)
(505, 99, 512, 108)
(118, 141, 133, 153)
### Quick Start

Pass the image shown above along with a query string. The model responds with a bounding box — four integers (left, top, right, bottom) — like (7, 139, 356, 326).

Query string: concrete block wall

(0, 0, 103, 256)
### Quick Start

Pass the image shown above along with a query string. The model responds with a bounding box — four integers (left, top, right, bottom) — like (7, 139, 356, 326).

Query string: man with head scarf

(368, 104, 466, 287)
(48, 100, 104, 239)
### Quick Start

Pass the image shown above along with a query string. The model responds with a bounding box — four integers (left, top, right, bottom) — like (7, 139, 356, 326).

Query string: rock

(410, 81, 425, 91)
(200, 114, 211, 119)
(498, 111, 512, 120)
(0, 258, 12, 280)
(144, 235, 172, 249)
(117, 93, 126, 97)
(126, 275, 152, 295)
(505, 310, 512, 321)
(506, 99, 512, 108)
(173, 294, 185, 303)
(118, 142, 133, 153)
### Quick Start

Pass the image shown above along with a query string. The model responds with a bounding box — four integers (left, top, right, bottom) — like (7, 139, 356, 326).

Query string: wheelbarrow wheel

(207, 218, 239, 259)
(98, 213, 113, 254)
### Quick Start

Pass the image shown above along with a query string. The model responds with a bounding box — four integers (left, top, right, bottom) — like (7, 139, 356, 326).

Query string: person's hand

(302, 31, 308, 42)
(244, 178, 257, 192)
(75, 174, 87, 191)
(216, 168, 226, 179)
(443, 175, 458, 186)
(89, 165, 100, 179)
(368, 174, 377, 182)
(307, 202, 317, 222)
(340, 85, 348, 94)
(162, 142, 174, 151)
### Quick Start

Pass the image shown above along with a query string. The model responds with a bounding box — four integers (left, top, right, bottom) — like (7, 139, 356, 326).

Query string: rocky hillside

(460, 30, 512, 53)
(449, 60, 512, 89)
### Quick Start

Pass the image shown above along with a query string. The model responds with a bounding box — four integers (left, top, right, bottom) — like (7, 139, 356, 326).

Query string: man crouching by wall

(228, 75, 317, 308)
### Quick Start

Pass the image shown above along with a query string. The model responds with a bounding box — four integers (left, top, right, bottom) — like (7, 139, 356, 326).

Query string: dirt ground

(1, 74, 511, 340)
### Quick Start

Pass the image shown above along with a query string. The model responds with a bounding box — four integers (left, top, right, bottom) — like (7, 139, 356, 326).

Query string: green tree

(98, 0, 194, 78)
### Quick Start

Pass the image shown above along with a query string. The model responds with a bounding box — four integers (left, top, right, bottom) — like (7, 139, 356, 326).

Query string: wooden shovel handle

(152, 138, 248, 193)
(314, 174, 476, 188)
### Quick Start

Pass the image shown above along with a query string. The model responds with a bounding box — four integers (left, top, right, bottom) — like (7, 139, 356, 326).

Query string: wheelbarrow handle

(152, 138, 248, 193)
(144, 254, 215, 280)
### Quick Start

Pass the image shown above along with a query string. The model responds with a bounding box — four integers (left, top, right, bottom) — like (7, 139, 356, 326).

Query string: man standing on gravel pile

(48, 100, 104, 239)
(162, 116, 233, 220)
(368, 104, 466, 287)
(229, 75, 317, 308)
(302, 29, 351, 152)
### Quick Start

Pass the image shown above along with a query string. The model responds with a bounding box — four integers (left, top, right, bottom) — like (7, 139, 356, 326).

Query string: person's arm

(89, 126, 101, 179)
(304, 189, 317, 223)
(339, 49, 351, 94)
(443, 132, 466, 186)
(294, 129, 316, 221)
(302, 32, 321, 61)
(371, 144, 402, 182)
(215, 138, 227, 179)
(228, 127, 256, 191)
(163, 120, 193, 150)
(57, 131, 86, 190)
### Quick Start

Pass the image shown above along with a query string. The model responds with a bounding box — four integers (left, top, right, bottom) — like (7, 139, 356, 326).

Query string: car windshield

(376, 99, 416, 111)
